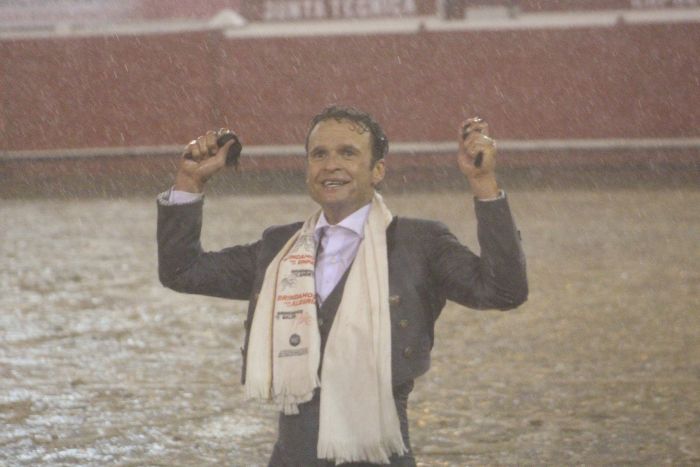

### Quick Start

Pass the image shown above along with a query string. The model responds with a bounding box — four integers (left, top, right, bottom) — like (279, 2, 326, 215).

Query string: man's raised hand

(457, 117, 500, 199)
(174, 129, 237, 193)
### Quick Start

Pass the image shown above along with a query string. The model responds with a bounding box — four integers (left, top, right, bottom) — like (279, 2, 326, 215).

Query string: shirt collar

(315, 203, 371, 240)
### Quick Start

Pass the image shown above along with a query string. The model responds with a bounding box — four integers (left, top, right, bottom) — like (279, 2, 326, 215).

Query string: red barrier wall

(1, 21, 699, 152)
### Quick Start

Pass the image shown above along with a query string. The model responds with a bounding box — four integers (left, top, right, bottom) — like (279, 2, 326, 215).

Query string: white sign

(263, 0, 417, 21)
(630, 0, 700, 7)
(0, 0, 138, 27)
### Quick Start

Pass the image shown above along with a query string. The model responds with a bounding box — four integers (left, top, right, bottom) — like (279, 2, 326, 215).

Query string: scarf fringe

(244, 379, 271, 401)
(275, 372, 320, 415)
(245, 380, 318, 416)
(317, 437, 408, 465)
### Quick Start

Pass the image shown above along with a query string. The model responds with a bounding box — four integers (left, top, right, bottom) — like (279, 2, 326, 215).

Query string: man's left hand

(457, 117, 500, 199)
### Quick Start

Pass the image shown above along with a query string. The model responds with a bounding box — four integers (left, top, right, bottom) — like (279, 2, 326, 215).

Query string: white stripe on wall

(2, 138, 699, 161)
(2, 8, 700, 40)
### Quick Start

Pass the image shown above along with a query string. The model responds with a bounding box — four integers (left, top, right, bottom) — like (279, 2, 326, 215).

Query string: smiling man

(157, 105, 528, 466)
(305, 115, 386, 224)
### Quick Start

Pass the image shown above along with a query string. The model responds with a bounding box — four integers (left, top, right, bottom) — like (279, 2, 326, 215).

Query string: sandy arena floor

(1, 188, 698, 466)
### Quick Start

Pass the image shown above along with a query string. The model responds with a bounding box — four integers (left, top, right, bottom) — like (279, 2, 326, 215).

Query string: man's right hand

(174, 129, 237, 193)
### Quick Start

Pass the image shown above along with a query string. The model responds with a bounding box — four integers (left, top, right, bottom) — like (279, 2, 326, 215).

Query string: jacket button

(399, 319, 409, 329)
(389, 295, 401, 306)
(318, 317, 324, 327)
(403, 346, 413, 358)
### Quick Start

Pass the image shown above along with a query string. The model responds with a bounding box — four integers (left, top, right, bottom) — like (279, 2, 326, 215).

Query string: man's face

(306, 118, 385, 224)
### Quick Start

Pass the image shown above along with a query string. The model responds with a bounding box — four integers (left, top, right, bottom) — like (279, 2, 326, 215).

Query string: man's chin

(313, 188, 348, 205)
(318, 198, 346, 212)
(317, 196, 356, 219)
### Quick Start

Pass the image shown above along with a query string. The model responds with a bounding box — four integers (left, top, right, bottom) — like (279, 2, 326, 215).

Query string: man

(157, 105, 527, 466)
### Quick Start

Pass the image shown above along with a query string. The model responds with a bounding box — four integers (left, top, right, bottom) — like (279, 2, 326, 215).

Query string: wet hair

(304, 105, 389, 166)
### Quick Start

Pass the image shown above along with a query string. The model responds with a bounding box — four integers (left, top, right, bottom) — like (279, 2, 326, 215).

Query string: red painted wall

(1, 22, 699, 152)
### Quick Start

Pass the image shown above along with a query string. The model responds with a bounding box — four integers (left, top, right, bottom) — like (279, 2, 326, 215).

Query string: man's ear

(371, 159, 386, 186)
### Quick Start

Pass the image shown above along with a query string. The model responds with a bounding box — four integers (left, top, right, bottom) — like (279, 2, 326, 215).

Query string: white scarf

(245, 193, 406, 464)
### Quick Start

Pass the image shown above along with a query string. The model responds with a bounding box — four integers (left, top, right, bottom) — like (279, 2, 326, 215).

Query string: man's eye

(341, 149, 356, 157)
(310, 152, 326, 160)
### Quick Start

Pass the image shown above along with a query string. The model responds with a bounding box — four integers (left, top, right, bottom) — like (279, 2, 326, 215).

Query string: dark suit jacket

(157, 195, 528, 385)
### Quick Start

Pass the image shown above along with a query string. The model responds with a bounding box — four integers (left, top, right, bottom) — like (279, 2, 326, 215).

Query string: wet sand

(1, 188, 698, 465)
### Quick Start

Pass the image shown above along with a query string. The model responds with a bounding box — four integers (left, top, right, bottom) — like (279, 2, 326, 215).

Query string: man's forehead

(308, 118, 371, 146)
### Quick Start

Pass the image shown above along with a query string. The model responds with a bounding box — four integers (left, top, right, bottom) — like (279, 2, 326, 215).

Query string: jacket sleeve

(156, 194, 260, 300)
(428, 195, 528, 311)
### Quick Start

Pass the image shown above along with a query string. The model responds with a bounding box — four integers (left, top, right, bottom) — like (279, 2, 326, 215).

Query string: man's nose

(321, 152, 343, 170)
